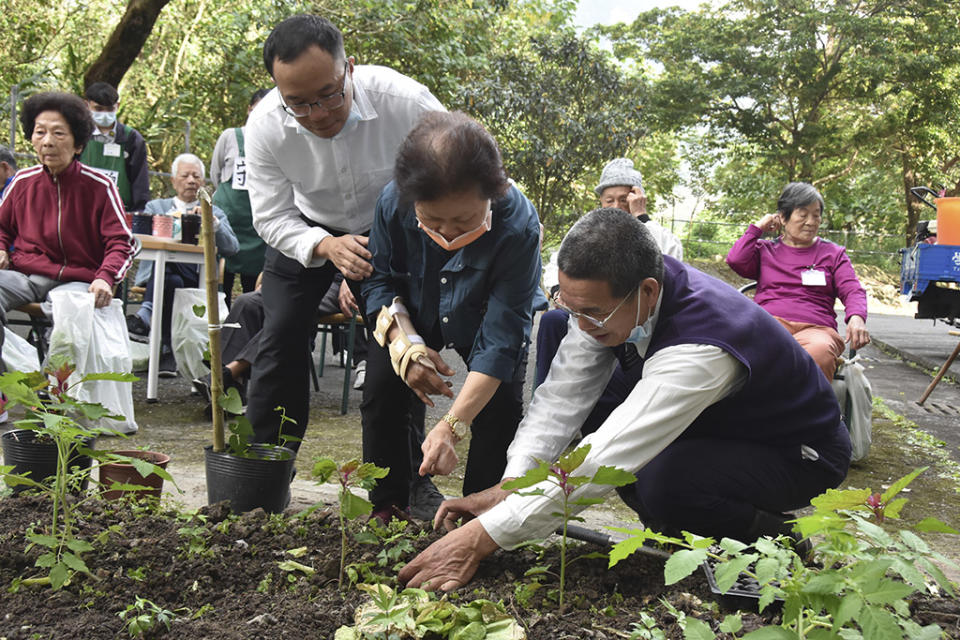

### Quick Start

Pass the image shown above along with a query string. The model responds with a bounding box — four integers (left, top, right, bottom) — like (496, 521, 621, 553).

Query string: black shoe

(158, 350, 178, 378)
(126, 314, 150, 344)
(409, 476, 445, 521)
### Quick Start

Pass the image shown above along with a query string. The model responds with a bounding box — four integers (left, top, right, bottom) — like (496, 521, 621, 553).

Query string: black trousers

(361, 338, 526, 509)
(247, 245, 364, 450)
(221, 290, 264, 365)
(616, 431, 847, 541)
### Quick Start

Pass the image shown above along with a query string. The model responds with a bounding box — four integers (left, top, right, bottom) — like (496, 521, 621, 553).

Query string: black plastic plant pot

(1, 429, 95, 494)
(204, 444, 295, 514)
(701, 558, 784, 612)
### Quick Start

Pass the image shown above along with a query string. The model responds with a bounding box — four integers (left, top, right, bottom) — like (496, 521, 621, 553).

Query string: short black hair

(84, 81, 119, 106)
(21, 91, 93, 152)
(263, 14, 344, 77)
(777, 182, 824, 221)
(250, 88, 270, 106)
(394, 111, 510, 205)
(558, 208, 664, 297)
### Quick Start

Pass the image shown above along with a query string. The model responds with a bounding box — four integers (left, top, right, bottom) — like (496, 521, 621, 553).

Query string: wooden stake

(918, 330, 960, 405)
(199, 189, 225, 452)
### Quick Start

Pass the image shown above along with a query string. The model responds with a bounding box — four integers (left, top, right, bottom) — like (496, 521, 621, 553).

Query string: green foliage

(0, 362, 147, 590)
(334, 584, 525, 639)
(605, 0, 960, 238)
(462, 28, 645, 239)
(313, 455, 389, 588)
(610, 468, 959, 639)
(502, 444, 635, 611)
(118, 596, 187, 637)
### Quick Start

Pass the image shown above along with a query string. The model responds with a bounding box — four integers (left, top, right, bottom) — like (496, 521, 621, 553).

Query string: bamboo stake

(199, 189, 225, 452)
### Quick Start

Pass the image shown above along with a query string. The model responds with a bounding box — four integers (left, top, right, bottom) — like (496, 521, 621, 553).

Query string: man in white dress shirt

(400, 208, 850, 591)
(243, 14, 444, 450)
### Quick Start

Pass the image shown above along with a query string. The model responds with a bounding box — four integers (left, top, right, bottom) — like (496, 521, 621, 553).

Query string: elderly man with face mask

(126, 153, 238, 375)
(399, 208, 850, 592)
(80, 82, 150, 212)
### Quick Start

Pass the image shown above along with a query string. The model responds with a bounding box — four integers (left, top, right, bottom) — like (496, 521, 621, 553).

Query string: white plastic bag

(47, 291, 138, 434)
(831, 354, 872, 462)
(171, 288, 228, 381)
(2, 327, 41, 372)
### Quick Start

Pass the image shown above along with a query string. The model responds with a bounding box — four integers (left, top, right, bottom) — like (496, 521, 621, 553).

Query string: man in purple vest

(400, 207, 851, 591)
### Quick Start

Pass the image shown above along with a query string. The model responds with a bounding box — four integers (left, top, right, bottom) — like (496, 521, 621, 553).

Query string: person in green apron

(81, 82, 150, 212)
(210, 89, 270, 306)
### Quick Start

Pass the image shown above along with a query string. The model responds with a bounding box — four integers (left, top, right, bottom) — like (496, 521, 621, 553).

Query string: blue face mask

(624, 285, 650, 344)
(333, 104, 361, 139)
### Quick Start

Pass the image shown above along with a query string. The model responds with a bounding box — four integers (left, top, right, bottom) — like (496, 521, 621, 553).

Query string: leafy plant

(217, 388, 297, 458)
(334, 584, 525, 640)
(501, 443, 635, 611)
(0, 364, 153, 590)
(312, 456, 389, 588)
(118, 596, 188, 637)
(349, 518, 422, 586)
(609, 467, 959, 639)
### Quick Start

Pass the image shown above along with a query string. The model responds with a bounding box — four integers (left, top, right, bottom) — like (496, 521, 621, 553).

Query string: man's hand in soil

(398, 519, 499, 592)
(433, 482, 512, 532)
(315, 234, 372, 280)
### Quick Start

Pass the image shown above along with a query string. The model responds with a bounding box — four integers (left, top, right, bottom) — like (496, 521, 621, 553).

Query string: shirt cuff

(299, 227, 333, 268)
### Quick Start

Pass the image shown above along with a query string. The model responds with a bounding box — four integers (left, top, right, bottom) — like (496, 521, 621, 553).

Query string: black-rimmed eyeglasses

(280, 61, 349, 117)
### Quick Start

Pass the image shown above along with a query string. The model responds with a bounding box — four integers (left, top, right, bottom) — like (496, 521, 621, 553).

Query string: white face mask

(91, 110, 117, 128)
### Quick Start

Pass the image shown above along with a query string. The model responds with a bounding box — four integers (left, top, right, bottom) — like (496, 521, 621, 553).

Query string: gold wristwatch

(441, 413, 470, 440)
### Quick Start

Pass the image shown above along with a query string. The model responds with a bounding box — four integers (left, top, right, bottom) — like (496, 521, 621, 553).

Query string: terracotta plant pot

(99, 450, 171, 501)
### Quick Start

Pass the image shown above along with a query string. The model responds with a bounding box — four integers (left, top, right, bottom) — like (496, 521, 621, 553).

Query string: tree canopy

(3, 0, 960, 242)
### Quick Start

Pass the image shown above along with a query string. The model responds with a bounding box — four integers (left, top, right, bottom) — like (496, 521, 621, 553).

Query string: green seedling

(118, 596, 187, 637)
(609, 467, 959, 639)
(0, 362, 150, 590)
(217, 389, 299, 458)
(312, 456, 389, 588)
(334, 584, 525, 639)
(502, 443, 635, 611)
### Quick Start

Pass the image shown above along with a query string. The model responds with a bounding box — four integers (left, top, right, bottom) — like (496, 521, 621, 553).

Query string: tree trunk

(900, 147, 923, 248)
(83, 0, 172, 90)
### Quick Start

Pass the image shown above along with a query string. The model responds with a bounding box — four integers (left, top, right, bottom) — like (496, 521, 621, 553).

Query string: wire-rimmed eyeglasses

(280, 61, 349, 117)
(552, 287, 636, 329)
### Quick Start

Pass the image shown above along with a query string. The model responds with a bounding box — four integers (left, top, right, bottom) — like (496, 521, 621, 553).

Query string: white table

(135, 235, 206, 402)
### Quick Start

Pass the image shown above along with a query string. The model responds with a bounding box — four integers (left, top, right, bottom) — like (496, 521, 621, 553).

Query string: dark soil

(0, 494, 957, 640)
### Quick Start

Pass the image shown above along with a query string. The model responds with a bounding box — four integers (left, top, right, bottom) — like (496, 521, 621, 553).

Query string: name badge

(103, 142, 122, 158)
(231, 156, 248, 191)
(97, 168, 120, 185)
(801, 268, 826, 286)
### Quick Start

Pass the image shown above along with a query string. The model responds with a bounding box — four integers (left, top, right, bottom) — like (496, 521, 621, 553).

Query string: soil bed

(0, 492, 957, 639)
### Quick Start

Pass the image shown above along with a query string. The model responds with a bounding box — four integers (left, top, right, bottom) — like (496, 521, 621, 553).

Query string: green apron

(80, 123, 132, 210)
(213, 128, 266, 275)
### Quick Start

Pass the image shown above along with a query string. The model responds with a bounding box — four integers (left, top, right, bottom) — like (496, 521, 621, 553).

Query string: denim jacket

(363, 182, 541, 382)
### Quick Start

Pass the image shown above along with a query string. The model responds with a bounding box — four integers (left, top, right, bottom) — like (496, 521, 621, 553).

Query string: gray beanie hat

(594, 158, 643, 195)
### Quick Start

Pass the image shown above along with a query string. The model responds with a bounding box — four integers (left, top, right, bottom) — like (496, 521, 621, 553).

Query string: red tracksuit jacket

(0, 160, 135, 287)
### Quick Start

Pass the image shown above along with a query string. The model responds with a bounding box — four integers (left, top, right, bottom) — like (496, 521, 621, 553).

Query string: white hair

(171, 153, 205, 179)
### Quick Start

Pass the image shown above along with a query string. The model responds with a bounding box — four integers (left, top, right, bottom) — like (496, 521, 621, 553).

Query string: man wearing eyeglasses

(535, 158, 683, 436)
(244, 14, 444, 456)
(400, 208, 850, 591)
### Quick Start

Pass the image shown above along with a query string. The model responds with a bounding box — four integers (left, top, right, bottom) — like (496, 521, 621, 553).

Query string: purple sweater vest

(618, 256, 850, 475)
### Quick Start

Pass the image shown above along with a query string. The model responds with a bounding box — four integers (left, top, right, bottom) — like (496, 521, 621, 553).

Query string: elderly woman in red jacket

(0, 91, 136, 371)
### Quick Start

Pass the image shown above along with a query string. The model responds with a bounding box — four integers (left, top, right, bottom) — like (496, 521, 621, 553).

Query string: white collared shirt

(244, 64, 445, 268)
(478, 295, 748, 549)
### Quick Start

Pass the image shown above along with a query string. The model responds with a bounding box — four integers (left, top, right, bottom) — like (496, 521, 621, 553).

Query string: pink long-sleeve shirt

(726, 224, 867, 330)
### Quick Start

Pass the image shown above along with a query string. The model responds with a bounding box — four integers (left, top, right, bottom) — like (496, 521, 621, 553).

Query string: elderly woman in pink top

(726, 182, 869, 380)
